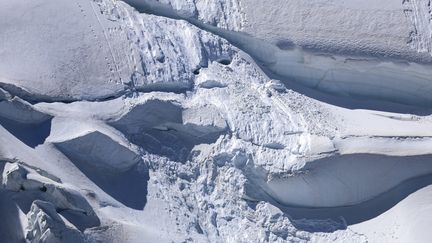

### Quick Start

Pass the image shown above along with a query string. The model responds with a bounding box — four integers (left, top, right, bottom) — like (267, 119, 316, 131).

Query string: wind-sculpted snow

(1, 0, 432, 242)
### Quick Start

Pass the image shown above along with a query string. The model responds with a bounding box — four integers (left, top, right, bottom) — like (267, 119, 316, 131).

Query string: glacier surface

(1, 0, 432, 242)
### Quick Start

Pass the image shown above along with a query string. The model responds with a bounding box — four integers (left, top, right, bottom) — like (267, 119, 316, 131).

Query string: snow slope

(1, 0, 432, 242)
(0, 0, 233, 101)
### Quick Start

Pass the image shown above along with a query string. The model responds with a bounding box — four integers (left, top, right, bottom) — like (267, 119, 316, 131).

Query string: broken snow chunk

(2, 162, 28, 191)
(26, 200, 84, 243)
(0, 161, 99, 232)
(1, 162, 46, 192)
(44, 185, 96, 217)
(265, 80, 286, 92)
(1, 162, 61, 192)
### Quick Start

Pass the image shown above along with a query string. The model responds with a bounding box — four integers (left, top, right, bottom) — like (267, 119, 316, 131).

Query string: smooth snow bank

(334, 137, 432, 157)
(351, 184, 432, 243)
(240, 0, 432, 62)
(265, 154, 432, 208)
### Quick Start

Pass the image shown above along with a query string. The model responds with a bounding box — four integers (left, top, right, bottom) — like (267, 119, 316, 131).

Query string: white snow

(403, 0, 432, 55)
(1, 0, 432, 242)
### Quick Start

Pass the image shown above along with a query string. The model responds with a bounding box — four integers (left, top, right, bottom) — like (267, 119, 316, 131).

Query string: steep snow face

(2, 0, 432, 242)
(266, 154, 432, 208)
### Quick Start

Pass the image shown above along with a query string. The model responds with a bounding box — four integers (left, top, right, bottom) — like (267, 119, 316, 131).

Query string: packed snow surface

(1, 0, 432, 242)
